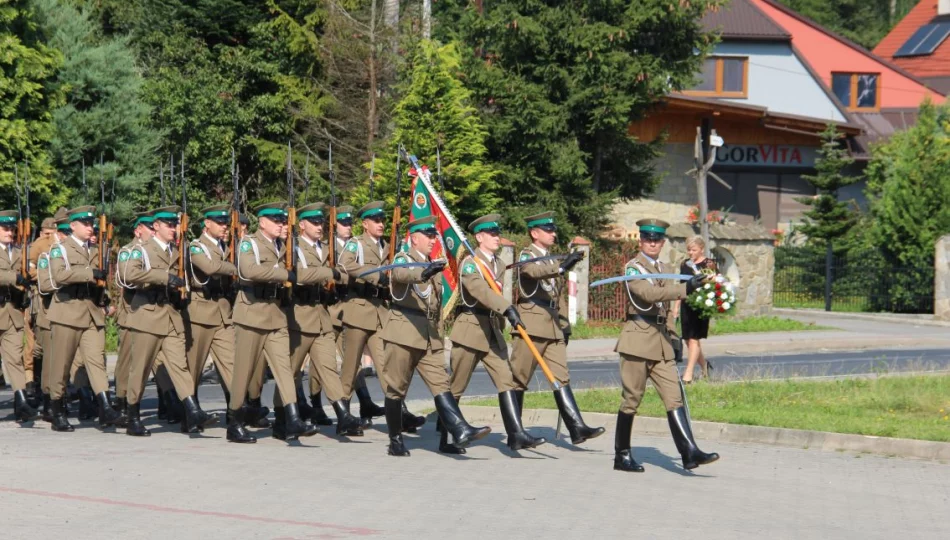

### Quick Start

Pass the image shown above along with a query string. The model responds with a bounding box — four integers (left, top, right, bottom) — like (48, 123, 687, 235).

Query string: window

(685, 57, 748, 98)
(832, 73, 880, 111)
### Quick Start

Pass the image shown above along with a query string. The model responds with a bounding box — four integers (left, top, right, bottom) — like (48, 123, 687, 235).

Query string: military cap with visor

(636, 218, 670, 242)
(297, 202, 327, 224)
(0, 210, 17, 227)
(357, 201, 386, 221)
(66, 205, 98, 225)
(132, 210, 156, 229)
(201, 204, 230, 224)
(469, 213, 502, 235)
(151, 205, 181, 226)
(408, 215, 439, 237)
(524, 211, 556, 232)
(253, 201, 289, 223)
(335, 204, 355, 226)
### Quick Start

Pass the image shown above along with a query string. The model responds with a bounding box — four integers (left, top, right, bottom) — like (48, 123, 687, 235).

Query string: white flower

(722, 302, 731, 310)
(704, 283, 712, 290)
(714, 275, 725, 283)
(707, 292, 715, 299)
(705, 299, 713, 307)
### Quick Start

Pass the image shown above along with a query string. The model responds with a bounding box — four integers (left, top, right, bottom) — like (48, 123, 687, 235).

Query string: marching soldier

(0, 209, 38, 422)
(46, 206, 121, 431)
(337, 201, 416, 429)
(22, 217, 55, 401)
(27, 214, 59, 409)
(112, 210, 156, 426)
(613, 219, 718, 472)
(185, 205, 238, 405)
(510, 211, 603, 445)
(226, 202, 317, 444)
(381, 216, 490, 457)
(34, 209, 69, 421)
(124, 206, 217, 436)
(449, 214, 545, 453)
(307, 204, 384, 426)
(286, 202, 362, 438)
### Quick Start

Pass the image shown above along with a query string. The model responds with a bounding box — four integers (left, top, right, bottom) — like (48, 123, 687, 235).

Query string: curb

(459, 405, 950, 462)
(774, 307, 950, 328)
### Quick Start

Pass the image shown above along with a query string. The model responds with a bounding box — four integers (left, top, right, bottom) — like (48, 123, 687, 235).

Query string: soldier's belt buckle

(656, 315, 667, 325)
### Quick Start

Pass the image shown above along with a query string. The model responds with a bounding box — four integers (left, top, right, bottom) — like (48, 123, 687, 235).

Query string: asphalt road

(6, 347, 947, 417)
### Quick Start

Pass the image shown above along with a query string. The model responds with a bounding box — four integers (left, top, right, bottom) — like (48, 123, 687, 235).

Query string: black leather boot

(310, 392, 333, 426)
(356, 385, 385, 426)
(125, 402, 150, 437)
(226, 408, 256, 443)
(295, 380, 314, 420)
(614, 411, 644, 472)
(96, 392, 122, 427)
(384, 397, 410, 456)
(41, 393, 53, 422)
(284, 403, 319, 440)
(668, 407, 719, 470)
(434, 392, 490, 449)
(331, 400, 363, 436)
(114, 397, 129, 429)
(50, 398, 74, 432)
(513, 389, 525, 413)
(499, 390, 546, 451)
(157, 389, 168, 420)
(438, 427, 466, 455)
(401, 401, 426, 433)
(164, 389, 183, 424)
(245, 397, 271, 428)
(271, 406, 287, 440)
(181, 395, 217, 433)
(553, 385, 605, 444)
(14, 390, 39, 423)
(78, 386, 97, 421)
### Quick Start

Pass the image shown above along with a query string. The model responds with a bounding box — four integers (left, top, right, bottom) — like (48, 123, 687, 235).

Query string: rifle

(228, 147, 239, 265)
(326, 144, 336, 292)
(388, 146, 404, 262)
(96, 155, 108, 288)
(107, 168, 117, 283)
(178, 150, 189, 300)
(284, 141, 296, 292)
(14, 164, 30, 301)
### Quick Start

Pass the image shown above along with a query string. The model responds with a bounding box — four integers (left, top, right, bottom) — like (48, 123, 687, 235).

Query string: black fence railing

(773, 246, 934, 313)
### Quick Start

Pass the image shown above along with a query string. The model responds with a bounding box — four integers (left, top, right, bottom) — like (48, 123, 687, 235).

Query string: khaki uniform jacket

(614, 253, 687, 362)
(233, 232, 290, 331)
(0, 244, 25, 331)
(125, 238, 184, 335)
(48, 238, 104, 328)
(289, 236, 335, 335)
(449, 250, 510, 353)
(329, 236, 348, 327)
(28, 235, 52, 319)
(33, 238, 59, 330)
(187, 233, 237, 326)
(115, 239, 141, 328)
(337, 232, 390, 331)
(515, 244, 569, 340)
(381, 249, 442, 352)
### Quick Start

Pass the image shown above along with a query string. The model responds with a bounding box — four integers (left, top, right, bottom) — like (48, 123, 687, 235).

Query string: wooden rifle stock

(389, 205, 400, 262)
(325, 206, 336, 291)
(284, 207, 296, 289)
(96, 213, 107, 287)
(178, 213, 189, 299)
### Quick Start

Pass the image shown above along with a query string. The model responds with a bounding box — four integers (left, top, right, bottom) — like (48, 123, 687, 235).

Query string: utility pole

(687, 126, 728, 258)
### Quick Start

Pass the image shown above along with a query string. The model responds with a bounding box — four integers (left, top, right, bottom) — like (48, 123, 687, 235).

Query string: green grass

(470, 376, 950, 442)
(563, 316, 831, 340)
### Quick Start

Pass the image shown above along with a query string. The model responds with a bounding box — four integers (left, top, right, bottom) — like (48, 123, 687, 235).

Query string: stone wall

(605, 199, 696, 241)
(665, 223, 775, 316)
(935, 235, 950, 320)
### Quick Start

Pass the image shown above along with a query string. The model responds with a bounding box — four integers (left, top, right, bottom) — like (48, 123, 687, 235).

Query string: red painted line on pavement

(0, 487, 380, 536)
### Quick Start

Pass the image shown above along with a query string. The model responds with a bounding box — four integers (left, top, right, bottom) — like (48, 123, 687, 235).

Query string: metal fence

(773, 246, 934, 313)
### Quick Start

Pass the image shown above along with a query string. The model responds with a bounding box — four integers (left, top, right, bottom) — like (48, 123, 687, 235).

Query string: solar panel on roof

(894, 22, 950, 57)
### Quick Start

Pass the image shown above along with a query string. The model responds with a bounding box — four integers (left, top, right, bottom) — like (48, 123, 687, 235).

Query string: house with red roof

(622, 0, 945, 233)
(875, 0, 950, 94)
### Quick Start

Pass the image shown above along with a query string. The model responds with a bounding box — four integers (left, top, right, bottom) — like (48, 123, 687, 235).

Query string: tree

(797, 124, 859, 247)
(776, 0, 915, 49)
(0, 0, 64, 215)
(434, 0, 719, 239)
(36, 0, 160, 219)
(865, 101, 950, 311)
(355, 40, 500, 229)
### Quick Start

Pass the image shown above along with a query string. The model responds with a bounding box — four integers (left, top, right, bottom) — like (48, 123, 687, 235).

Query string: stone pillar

(935, 235, 950, 320)
(499, 238, 515, 304)
(572, 237, 591, 321)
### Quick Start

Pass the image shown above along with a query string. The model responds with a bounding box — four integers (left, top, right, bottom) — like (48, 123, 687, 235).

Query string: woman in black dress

(676, 236, 714, 383)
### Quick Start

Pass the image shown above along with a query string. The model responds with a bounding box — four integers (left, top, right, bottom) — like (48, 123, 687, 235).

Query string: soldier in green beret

(613, 218, 718, 472)
(510, 211, 603, 446)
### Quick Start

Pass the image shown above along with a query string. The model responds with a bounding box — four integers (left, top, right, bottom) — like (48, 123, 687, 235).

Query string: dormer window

(685, 56, 748, 98)
(832, 73, 880, 111)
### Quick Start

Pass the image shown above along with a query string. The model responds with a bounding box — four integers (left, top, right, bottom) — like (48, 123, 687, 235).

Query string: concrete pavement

(1, 399, 948, 539)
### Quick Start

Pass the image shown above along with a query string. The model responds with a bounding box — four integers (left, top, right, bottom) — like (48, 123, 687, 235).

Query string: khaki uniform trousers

(186, 321, 235, 394)
(229, 324, 295, 411)
(510, 336, 570, 390)
(450, 343, 516, 398)
(310, 327, 370, 396)
(341, 324, 387, 397)
(126, 327, 194, 405)
(383, 342, 450, 400)
(619, 353, 683, 415)
(35, 326, 51, 394)
(290, 330, 344, 404)
(114, 326, 133, 398)
(1, 325, 27, 391)
(22, 311, 34, 381)
(48, 323, 108, 399)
